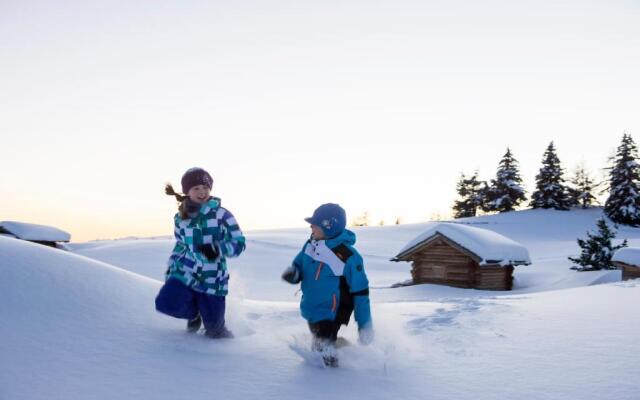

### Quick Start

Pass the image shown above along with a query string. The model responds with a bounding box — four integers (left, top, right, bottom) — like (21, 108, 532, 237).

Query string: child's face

(187, 184, 211, 204)
(310, 224, 325, 240)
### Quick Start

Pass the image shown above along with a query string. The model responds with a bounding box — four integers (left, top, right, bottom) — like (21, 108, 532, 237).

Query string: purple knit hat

(181, 167, 213, 193)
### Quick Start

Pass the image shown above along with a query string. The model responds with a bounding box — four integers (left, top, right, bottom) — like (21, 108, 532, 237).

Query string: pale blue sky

(1, 0, 639, 241)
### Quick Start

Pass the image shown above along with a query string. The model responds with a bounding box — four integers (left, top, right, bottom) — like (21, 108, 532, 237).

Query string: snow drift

(2, 208, 640, 400)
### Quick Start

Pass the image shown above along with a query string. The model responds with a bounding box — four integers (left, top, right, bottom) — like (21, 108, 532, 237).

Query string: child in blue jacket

(282, 203, 373, 367)
(155, 167, 246, 338)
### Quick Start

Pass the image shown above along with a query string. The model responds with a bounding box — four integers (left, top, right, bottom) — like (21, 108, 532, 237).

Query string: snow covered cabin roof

(612, 247, 640, 268)
(0, 221, 71, 243)
(392, 223, 531, 266)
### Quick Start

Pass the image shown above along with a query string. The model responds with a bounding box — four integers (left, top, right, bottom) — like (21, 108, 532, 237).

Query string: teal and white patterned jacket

(166, 197, 246, 296)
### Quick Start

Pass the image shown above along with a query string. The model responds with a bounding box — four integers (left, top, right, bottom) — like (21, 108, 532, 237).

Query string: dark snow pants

(155, 278, 226, 336)
(308, 320, 341, 350)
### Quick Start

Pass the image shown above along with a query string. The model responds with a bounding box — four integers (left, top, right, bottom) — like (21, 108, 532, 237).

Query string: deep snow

(613, 247, 640, 266)
(1, 208, 639, 400)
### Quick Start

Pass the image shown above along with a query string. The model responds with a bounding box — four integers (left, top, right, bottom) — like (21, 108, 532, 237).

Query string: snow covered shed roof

(612, 247, 640, 268)
(392, 223, 531, 266)
(0, 221, 71, 243)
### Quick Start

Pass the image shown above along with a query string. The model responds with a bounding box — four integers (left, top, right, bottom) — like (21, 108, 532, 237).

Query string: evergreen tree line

(453, 134, 640, 227)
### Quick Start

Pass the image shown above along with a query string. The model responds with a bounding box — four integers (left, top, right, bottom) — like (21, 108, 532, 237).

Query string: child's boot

(187, 313, 202, 332)
(321, 344, 339, 368)
(205, 326, 234, 339)
(312, 337, 339, 367)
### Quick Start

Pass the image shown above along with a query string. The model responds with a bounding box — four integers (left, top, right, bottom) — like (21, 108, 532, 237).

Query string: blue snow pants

(155, 278, 226, 336)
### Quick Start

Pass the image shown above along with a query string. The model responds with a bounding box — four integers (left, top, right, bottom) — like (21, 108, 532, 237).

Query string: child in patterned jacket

(282, 203, 373, 367)
(155, 167, 246, 338)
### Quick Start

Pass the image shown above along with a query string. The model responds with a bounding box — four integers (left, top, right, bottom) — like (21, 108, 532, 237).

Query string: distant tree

(604, 134, 640, 226)
(351, 211, 370, 227)
(567, 163, 599, 209)
(452, 171, 487, 218)
(395, 217, 402, 225)
(483, 148, 527, 213)
(530, 142, 571, 210)
(378, 220, 385, 226)
(477, 181, 490, 212)
(568, 218, 627, 271)
(598, 149, 617, 198)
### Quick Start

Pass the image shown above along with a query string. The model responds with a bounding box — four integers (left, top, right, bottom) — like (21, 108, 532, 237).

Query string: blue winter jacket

(291, 229, 372, 328)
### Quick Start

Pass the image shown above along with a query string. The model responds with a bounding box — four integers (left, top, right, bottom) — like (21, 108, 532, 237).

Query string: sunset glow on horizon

(1, 0, 638, 242)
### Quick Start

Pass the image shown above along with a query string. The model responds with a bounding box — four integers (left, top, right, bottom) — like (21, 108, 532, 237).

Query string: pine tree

(567, 163, 599, 209)
(351, 212, 370, 227)
(483, 148, 527, 213)
(530, 142, 571, 210)
(453, 171, 486, 218)
(604, 134, 640, 226)
(568, 218, 627, 271)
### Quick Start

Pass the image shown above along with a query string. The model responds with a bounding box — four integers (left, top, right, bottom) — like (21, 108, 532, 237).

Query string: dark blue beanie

(181, 167, 213, 193)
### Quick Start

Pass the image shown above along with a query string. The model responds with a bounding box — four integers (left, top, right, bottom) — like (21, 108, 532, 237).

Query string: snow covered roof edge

(612, 247, 640, 268)
(0, 221, 71, 242)
(393, 223, 531, 267)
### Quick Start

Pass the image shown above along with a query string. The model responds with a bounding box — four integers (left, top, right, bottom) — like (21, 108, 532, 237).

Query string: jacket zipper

(315, 262, 323, 280)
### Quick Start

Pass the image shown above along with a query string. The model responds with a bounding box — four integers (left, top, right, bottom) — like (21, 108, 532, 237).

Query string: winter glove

(281, 265, 301, 284)
(358, 324, 374, 346)
(198, 243, 220, 261)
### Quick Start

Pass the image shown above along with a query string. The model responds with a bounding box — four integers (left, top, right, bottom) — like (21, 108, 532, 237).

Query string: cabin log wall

(409, 238, 515, 290)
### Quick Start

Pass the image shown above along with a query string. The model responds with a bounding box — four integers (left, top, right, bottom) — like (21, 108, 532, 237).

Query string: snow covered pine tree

(483, 148, 527, 213)
(453, 171, 487, 218)
(605, 134, 640, 226)
(530, 142, 571, 210)
(567, 163, 599, 209)
(568, 217, 628, 271)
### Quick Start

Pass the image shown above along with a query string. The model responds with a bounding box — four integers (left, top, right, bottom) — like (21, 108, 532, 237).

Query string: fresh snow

(395, 222, 531, 266)
(0, 220, 71, 242)
(2, 208, 640, 400)
(612, 247, 640, 267)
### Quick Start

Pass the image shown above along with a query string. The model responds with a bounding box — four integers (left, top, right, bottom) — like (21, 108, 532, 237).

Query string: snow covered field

(2, 208, 639, 400)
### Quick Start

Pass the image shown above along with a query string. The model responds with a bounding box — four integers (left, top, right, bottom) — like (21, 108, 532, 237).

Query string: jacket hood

(325, 229, 356, 248)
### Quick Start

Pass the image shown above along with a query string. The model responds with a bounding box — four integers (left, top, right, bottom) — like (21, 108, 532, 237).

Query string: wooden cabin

(392, 223, 531, 291)
(612, 262, 640, 281)
(0, 221, 71, 248)
(612, 248, 640, 281)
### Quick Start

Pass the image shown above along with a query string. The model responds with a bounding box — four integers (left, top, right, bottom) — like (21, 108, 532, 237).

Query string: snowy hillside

(71, 208, 630, 300)
(2, 208, 640, 400)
